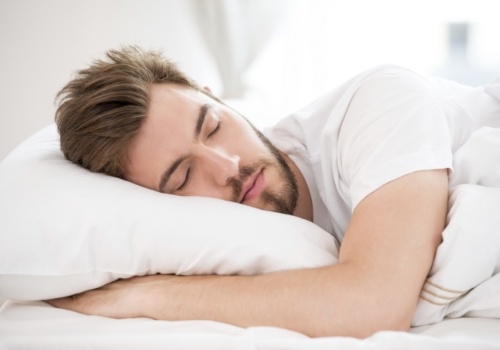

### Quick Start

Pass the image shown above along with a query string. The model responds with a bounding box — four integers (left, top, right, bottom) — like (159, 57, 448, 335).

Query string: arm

(47, 169, 448, 338)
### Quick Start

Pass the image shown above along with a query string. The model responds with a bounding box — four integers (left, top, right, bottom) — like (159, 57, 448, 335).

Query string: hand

(45, 274, 173, 319)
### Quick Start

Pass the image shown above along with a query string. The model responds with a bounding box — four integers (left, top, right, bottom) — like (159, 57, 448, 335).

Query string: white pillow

(0, 124, 339, 301)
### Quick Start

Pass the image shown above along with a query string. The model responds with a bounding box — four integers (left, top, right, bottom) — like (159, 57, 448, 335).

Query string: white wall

(240, 0, 500, 123)
(0, 0, 220, 161)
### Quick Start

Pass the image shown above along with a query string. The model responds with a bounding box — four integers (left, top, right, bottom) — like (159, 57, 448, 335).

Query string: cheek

(234, 138, 268, 165)
(229, 122, 269, 158)
(183, 176, 230, 200)
(126, 152, 160, 191)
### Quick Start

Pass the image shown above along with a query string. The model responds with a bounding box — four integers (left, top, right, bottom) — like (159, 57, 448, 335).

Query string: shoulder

(344, 65, 445, 118)
(360, 64, 425, 80)
(357, 65, 435, 94)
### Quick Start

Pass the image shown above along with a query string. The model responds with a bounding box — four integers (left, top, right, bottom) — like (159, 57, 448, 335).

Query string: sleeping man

(47, 46, 500, 338)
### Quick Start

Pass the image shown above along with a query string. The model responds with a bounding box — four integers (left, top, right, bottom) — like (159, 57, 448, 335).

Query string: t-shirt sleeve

(337, 68, 458, 210)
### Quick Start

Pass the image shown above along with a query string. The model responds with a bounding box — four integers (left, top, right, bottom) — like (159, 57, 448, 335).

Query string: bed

(1, 300, 500, 349)
(1, 124, 500, 349)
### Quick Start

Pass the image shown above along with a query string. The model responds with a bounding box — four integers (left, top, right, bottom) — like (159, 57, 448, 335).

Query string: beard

(228, 126, 299, 216)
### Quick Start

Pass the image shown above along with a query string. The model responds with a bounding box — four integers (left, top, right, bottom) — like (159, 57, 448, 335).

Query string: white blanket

(413, 185, 500, 326)
(413, 127, 500, 326)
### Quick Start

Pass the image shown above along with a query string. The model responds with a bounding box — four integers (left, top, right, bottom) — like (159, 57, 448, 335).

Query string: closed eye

(177, 167, 191, 191)
(207, 121, 221, 138)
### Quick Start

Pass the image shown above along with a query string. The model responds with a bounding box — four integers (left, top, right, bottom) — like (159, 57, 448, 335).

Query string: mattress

(1, 299, 500, 349)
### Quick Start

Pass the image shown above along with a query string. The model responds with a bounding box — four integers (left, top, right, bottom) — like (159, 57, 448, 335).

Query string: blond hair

(55, 46, 203, 178)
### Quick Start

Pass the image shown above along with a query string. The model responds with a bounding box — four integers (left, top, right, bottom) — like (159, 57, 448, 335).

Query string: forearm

(150, 270, 345, 337)
(142, 264, 412, 338)
(48, 263, 413, 338)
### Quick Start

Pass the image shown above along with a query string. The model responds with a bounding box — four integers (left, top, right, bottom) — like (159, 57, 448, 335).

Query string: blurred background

(1, 0, 499, 160)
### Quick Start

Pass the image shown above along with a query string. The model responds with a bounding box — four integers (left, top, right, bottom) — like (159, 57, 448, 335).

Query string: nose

(200, 145, 240, 186)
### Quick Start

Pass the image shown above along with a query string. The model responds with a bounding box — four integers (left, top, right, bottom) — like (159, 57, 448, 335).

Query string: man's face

(126, 83, 298, 215)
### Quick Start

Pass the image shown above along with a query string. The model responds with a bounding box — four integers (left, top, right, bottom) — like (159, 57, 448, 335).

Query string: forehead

(125, 84, 210, 187)
(149, 83, 207, 118)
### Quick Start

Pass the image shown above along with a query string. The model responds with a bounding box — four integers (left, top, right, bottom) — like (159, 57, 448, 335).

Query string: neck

(282, 152, 313, 222)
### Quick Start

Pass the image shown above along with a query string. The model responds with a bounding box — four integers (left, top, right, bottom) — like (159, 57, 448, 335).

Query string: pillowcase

(0, 124, 339, 301)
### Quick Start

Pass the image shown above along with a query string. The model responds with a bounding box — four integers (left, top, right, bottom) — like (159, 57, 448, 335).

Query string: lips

(240, 168, 264, 204)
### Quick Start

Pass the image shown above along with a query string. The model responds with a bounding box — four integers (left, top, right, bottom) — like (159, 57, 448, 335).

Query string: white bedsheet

(1, 300, 499, 350)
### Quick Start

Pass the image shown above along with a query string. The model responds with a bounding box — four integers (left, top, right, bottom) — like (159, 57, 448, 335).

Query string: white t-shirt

(265, 65, 500, 243)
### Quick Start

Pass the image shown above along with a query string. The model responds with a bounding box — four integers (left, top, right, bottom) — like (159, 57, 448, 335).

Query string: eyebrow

(158, 103, 212, 192)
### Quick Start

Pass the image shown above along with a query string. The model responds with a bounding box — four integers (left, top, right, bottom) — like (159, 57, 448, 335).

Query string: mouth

(240, 168, 265, 204)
